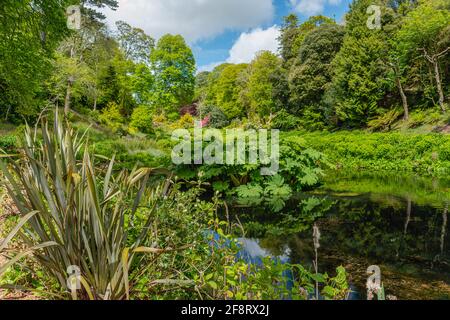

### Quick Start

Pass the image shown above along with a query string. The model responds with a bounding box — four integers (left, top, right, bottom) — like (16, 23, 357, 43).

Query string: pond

(228, 172, 450, 300)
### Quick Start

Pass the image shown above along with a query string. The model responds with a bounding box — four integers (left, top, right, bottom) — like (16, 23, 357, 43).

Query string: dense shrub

(197, 105, 229, 128)
(130, 105, 154, 134)
(271, 110, 301, 130)
(367, 109, 402, 132)
(298, 131, 450, 176)
(99, 102, 124, 133)
(170, 113, 194, 130)
(174, 134, 330, 211)
(0, 134, 17, 152)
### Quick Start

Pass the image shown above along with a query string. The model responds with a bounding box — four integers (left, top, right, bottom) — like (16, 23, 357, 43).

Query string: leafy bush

(91, 139, 128, 158)
(407, 112, 427, 128)
(438, 141, 450, 161)
(406, 109, 443, 129)
(0, 115, 349, 300)
(368, 108, 402, 132)
(129, 105, 154, 134)
(175, 134, 330, 211)
(300, 107, 327, 131)
(0, 134, 17, 153)
(99, 102, 124, 133)
(197, 105, 229, 128)
(170, 113, 194, 130)
(271, 110, 301, 130)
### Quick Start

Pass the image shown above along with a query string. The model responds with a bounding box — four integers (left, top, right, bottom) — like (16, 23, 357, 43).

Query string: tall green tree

(194, 71, 211, 101)
(288, 24, 345, 119)
(150, 34, 196, 114)
(0, 0, 118, 120)
(397, 0, 450, 112)
(0, 0, 70, 120)
(328, 0, 391, 127)
(279, 14, 335, 67)
(115, 21, 155, 107)
(241, 51, 283, 117)
(204, 63, 248, 119)
(116, 21, 154, 64)
(383, 1, 415, 120)
(97, 49, 136, 115)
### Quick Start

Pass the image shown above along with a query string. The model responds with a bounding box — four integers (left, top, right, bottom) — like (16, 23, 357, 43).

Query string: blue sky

(104, 0, 353, 71)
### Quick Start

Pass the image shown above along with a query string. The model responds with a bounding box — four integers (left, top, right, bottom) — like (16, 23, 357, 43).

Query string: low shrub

(271, 110, 301, 130)
(0, 134, 17, 153)
(129, 105, 154, 134)
(99, 102, 124, 133)
(198, 105, 229, 129)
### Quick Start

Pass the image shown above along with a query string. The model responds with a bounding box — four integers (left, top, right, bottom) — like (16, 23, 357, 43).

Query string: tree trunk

(396, 76, 409, 120)
(420, 47, 449, 113)
(64, 79, 73, 116)
(64, 45, 76, 116)
(433, 60, 446, 113)
(5, 105, 11, 121)
(390, 62, 409, 120)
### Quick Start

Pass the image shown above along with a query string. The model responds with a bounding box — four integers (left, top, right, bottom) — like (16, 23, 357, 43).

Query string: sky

(103, 0, 353, 72)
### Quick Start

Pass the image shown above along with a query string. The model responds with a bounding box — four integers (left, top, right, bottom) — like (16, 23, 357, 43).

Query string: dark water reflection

(230, 172, 450, 300)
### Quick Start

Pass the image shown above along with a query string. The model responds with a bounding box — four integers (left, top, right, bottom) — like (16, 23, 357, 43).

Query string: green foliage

(242, 51, 283, 117)
(150, 34, 196, 113)
(396, 0, 450, 111)
(200, 254, 349, 300)
(397, 0, 450, 60)
(0, 0, 70, 119)
(130, 63, 155, 105)
(0, 134, 17, 153)
(198, 105, 230, 128)
(49, 49, 96, 106)
(99, 102, 124, 133)
(115, 21, 154, 64)
(288, 24, 344, 116)
(405, 109, 443, 128)
(0, 113, 170, 299)
(368, 108, 402, 131)
(279, 14, 335, 66)
(325, 0, 407, 127)
(236, 175, 293, 212)
(271, 110, 301, 130)
(170, 114, 194, 130)
(299, 130, 450, 176)
(204, 63, 248, 119)
(130, 105, 154, 134)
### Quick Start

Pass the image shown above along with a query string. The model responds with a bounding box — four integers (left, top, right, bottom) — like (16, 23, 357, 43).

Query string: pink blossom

(200, 115, 210, 128)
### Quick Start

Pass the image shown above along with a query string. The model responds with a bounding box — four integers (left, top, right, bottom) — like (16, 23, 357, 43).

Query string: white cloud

(198, 26, 280, 72)
(103, 0, 274, 43)
(227, 26, 280, 64)
(290, 0, 342, 16)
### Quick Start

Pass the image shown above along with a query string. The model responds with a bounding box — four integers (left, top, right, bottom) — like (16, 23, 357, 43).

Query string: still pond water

(230, 172, 450, 300)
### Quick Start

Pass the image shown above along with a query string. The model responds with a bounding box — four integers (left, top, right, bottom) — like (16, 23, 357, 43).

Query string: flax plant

(0, 111, 169, 299)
